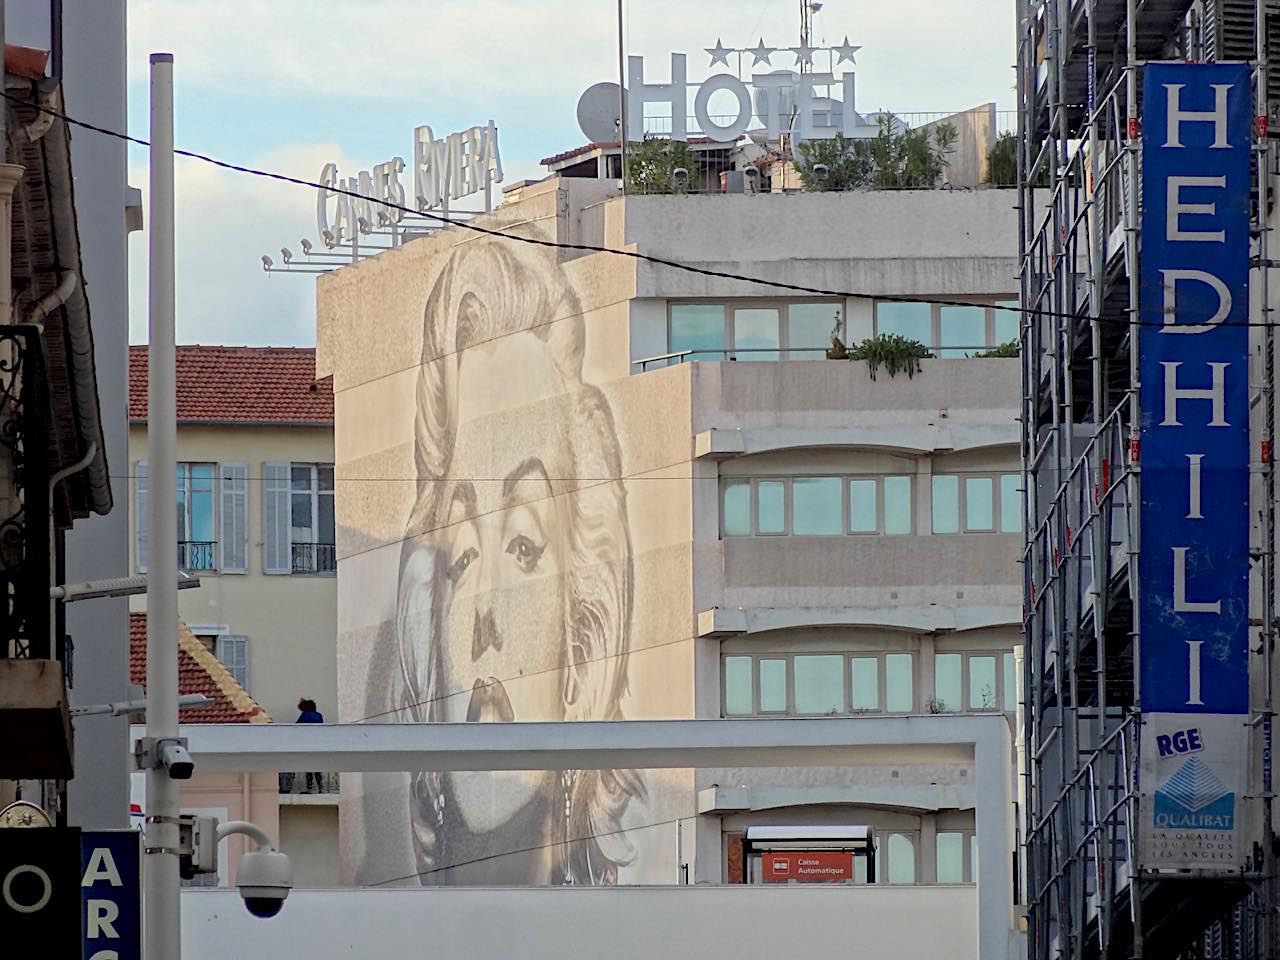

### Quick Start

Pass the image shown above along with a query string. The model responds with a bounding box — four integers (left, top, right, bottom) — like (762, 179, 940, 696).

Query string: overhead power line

(5, 88, 1266, 329)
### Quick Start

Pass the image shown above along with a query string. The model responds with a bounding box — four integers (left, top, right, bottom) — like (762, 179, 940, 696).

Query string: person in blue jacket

(296, 698, 324, 792)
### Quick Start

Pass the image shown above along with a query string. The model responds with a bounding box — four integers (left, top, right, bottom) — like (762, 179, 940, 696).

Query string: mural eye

(445, 546, 478, 584)
(506, 535, 545, 571)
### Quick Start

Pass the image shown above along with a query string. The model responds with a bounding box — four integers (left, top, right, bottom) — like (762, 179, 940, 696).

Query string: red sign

(762, 851, 855, 883)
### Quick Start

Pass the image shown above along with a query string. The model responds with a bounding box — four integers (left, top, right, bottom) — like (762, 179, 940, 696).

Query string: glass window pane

(291, 465, 312, 490)
(883, 476, 912, 535)
(175, 491, 188, 542)
(887, 834, 916, 884)
(969, 655, 998, 710)
(937, 832, 965, 884)
(757, 481, 786, 534)
(876, 301, 931, 346)
(932, 476, 960, 534)
(319, 493, 336, 544)
(965, 477, 994, 531)
(794, 655, 844, 714)
(854, 850, 871, 884)
(671, 304, 727, 361)
(723, 480, 751, 537)
(759, 659, 788, 712)
(851, 657, 879, 712)
(849, 479, 878, 533)
(318, 465, 335, 491)
(190, 463, 215, 489)
(886, 654, 914, 712)
(788, 302, 842, 359)
(291, 493, 313, 533)
(190, 490, 215, 542)
(1003, 652, 1017, 712)
(724, 657, 753, 715)
(971, 835, 979, 882)
(935, 653, 962, 712)
(939, 305, 986, 358)
(994, 300, 1020, 345)
(1000, 474, 1023, 533)
(792, 477, 842, 535)
(733, 308, 780, 361)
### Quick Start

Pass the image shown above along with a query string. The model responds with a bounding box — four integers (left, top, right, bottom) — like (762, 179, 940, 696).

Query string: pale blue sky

(125, 0, 1016, 347)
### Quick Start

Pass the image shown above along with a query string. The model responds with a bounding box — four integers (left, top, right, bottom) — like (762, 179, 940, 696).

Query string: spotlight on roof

(321, 229, 336, 249)
(260, 255, 273, 271)
(356, 216, 372, 235)
(300, 238, 313, 256)
(280, 247, 293, 265)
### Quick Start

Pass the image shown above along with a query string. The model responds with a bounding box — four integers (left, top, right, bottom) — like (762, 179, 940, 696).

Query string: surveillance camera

(237, 848, 293, 919)
(159, 739, 193, 780)
(300, 238, 313, 256)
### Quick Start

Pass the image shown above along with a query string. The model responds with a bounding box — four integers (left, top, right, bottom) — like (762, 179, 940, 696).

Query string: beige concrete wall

(179, 770, 280, 885)
(127, 423, 337, 726)
(281, 804, 341, 887)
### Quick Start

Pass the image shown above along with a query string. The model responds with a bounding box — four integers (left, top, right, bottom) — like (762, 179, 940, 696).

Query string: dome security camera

(237, 847, 293, 919)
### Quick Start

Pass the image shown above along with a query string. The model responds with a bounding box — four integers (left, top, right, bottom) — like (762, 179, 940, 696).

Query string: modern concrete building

(314, 171, 1023, 954)
(128, 344, 340, 885)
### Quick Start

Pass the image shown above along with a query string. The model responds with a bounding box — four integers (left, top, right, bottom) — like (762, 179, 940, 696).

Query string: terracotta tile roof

(129, 613, 270, 724)
(540, 137, 718, 166)
(129, 345, 333, 425)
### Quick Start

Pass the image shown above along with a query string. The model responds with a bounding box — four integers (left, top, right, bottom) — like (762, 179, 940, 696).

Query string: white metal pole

(144, 51, 180, 960)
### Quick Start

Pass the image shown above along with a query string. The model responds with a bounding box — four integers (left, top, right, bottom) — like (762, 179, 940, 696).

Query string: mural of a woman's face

(396, 241, 644, 884)
(434, 336, 568, 830)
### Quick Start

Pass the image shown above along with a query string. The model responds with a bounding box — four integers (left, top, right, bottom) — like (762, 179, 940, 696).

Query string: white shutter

(217, 635, 250, 692)
(219, 463, 248, 573)
(262, 461, 291, 574)
(135, 460, 149, 573)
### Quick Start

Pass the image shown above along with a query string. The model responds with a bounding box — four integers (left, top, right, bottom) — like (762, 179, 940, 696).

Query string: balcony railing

(291, 542, 337, 575)
(178, 541, 217, 572)
(632, 345, 1006, 372)
(279, 771, 339, 795)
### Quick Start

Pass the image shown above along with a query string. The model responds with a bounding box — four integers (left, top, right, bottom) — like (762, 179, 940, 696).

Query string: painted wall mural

(339, 234, 690, 887)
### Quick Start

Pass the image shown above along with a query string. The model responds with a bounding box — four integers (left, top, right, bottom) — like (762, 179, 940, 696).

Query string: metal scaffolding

(1017, 0, 1278, 957)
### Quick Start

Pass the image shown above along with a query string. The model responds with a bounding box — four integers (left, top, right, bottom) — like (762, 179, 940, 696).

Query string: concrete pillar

(920, 813, 937, 884)
(919, 635, 936, 713)
(916, 455, 933, 535)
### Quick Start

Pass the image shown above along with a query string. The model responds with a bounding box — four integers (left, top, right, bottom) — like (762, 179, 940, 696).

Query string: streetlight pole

(616, 0, 627, 191)
(143, 51, 180, 960)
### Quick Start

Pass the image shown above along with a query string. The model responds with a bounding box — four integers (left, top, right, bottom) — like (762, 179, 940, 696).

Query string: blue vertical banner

(1138, 61, 1252, 871)
(81, 830, 141, 960)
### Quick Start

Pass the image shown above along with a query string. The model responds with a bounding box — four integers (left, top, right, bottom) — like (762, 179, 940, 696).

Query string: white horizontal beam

(181, 716, 1006, 774)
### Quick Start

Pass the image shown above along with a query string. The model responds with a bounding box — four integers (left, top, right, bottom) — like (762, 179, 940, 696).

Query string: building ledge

(279, 792, 339, 807)
(693, 424, 1018, 460)
(696, 605, 1023, 638)
(697, 782, 977, 815)
(0, 659, 72, 778)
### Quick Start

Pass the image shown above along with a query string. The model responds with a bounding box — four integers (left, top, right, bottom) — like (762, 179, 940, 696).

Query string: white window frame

(930, 650, 1017, 715)
(720, 475, 915, 539)
(136, 461, 250, 575)
(176, 462, 218, 572)
(872, 296, 1020, 356)
(934, 829, 978, 884)
(668, 299, 846, 362)
(264, 461, 337, 576)
(930, 472, 1022, 535)
(721, 651, 918, 717)
(216, 635, 250, 693)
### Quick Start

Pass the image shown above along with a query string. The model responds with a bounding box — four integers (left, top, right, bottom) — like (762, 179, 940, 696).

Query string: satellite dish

(577, 82, 625, 143)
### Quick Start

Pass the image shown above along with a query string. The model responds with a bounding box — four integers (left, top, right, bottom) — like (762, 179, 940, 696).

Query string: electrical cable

(369, 810, 695, 885)
(4, 87, 1263, 328)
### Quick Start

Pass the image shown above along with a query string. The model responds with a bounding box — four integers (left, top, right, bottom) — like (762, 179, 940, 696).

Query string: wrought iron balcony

(291, 542, 336, 575)
(178, 540, 217, 572)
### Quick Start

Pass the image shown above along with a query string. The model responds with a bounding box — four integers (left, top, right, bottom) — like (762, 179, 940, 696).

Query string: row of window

(722, 650, 1018, 717)
(136, 461, 336, 576)
(721, 473, 1022, 538)
(665, 297, 1019, 363)
(860, 830, 978, 885)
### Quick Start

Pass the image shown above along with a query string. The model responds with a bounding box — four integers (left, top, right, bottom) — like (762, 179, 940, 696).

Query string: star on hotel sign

(747, 38, 777, 66)
(705, 38, 732, 67)
(832, 35, 861, 65)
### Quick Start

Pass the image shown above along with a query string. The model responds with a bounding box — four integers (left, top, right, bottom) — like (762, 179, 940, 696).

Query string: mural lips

(466, 677, 516, 723)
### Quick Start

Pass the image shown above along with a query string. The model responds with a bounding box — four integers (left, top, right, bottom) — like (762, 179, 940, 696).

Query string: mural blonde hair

(395, 240, 644, 884)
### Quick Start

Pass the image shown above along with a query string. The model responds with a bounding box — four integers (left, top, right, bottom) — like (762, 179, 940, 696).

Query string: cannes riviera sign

(316, 122, 502, 247)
